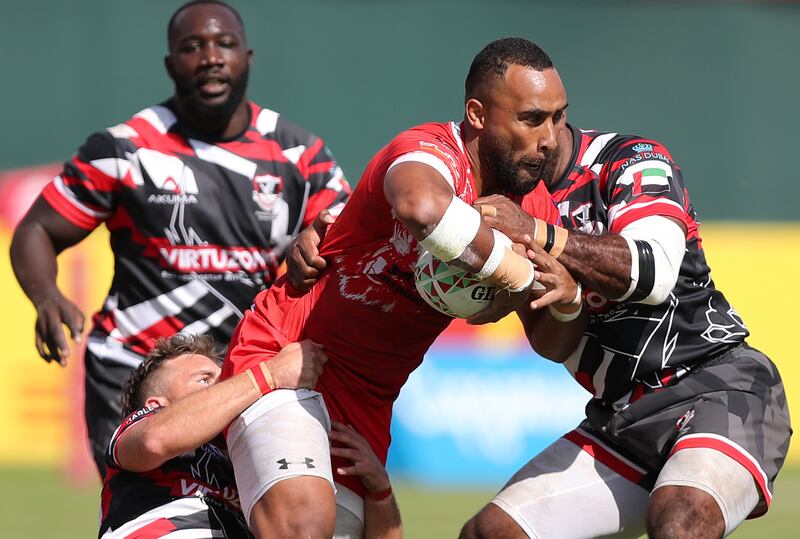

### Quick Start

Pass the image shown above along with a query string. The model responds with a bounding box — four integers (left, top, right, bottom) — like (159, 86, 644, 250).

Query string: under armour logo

(277, 457, 316, 470)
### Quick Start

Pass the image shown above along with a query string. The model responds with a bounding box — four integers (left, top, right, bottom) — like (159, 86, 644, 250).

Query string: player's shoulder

(576, 127, 675, 167)
(386, 121, 465, 164)
(251, 102, 322, 148)
(76, 103, 176, 159)
(396, 121, 461, 146)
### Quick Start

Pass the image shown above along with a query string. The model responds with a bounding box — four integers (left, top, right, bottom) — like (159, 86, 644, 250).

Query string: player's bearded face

(480, 130, 560, 195)
(174, 65, 250, 124)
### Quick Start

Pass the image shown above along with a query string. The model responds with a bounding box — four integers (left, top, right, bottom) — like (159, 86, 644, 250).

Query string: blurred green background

(3, 0, 799, 219)
(1, 1, 798, 537)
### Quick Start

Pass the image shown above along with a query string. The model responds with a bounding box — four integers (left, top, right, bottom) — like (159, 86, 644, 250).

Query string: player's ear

(145, 396, 169, 409)
(164, 55, 176, 81)
(466, 98, 485, 130)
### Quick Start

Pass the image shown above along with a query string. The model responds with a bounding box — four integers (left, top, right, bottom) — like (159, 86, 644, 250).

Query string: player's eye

(180, 41, 201, 53)
(219, 38, 236, 48)
(553, 110, 564, 123)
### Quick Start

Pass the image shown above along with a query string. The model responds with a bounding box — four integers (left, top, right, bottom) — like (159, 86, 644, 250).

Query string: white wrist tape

(419, 195, 481, 262)
(570, 282, 583, 306)
(548, 303, 583, 322)
(475, 229, 511, 279)
(616, 215, 686, 305)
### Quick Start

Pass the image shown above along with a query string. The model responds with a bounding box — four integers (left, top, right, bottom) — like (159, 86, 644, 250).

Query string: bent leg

(228, 390, 336, 538)
(461, 435, 649, 539)
(648, 447, 759, 538)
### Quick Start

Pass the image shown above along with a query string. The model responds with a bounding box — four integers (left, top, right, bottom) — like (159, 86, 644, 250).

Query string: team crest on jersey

(252, 174, 283, 221)
(557, 201, 605, 235)
(631, 143, 653, 153)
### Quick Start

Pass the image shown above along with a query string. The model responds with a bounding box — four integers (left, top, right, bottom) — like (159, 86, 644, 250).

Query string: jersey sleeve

(40, 131, 125, 231)
(602, 139, 691, 234)
(383, 127, 467, 194)
(105, 406, 160, 470)
(272, 117, 351, 229)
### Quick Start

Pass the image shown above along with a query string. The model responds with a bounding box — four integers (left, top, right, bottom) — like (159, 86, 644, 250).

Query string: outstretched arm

(115, 341, 328, 472)
(475, 194, 686, 304)
(10, 196, 91, 365)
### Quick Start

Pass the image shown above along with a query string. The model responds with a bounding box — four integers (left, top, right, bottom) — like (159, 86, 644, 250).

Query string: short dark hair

(465, 37, 554, 101)
(121, 334, 224, 416)
(167, 0, 245, 44)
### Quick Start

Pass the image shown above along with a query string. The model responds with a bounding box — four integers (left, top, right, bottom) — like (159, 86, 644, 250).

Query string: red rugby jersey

(222, 121, 560, 494)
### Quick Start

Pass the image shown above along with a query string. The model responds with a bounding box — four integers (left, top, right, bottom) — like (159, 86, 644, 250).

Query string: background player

(457, 38, 791, 539)
(9, 0, 349, 476)
(219, 39, 579, 538)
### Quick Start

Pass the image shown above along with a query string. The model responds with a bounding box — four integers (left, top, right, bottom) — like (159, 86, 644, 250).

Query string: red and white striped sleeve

(41, 131, 125, 230)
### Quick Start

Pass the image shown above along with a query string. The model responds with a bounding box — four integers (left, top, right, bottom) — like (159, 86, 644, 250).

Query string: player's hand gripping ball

(415, 230, 527, 318)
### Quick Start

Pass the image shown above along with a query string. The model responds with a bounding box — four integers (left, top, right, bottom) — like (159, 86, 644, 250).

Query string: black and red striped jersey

(552, 125, 748, 404)
(42, 100, 350, 364)
(100, 406, 251, 538)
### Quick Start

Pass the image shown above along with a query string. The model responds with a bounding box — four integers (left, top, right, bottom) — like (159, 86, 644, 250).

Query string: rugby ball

(414, 231, 513, 318)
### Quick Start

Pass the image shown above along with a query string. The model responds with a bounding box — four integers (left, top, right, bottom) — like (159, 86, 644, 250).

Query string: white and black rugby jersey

(551, 125, 747, 404)
(42, 100, 350, 363)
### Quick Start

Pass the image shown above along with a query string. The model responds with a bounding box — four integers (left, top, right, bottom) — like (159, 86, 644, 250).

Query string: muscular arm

(518, 307, 586, 363)
(10, 196, 91, 363)
(475, 195, 687, 302)
(117, 341, 327, 472)
(557, 232, 631, 299)
(384, 161, 494, 273)
(116, 371, 260, 472)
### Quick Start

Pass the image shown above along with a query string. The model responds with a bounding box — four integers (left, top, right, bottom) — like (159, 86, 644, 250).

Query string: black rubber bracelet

(544, 224, 556, 253)
(629, 240, 655, 302)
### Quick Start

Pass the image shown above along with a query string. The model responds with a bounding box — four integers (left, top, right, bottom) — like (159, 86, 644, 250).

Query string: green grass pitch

(0, 467, 797, 537)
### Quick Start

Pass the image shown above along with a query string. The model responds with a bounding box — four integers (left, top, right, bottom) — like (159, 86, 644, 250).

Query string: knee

(459, 503, 523, 539)
(257, 508, 334, 539)
(250, 478, 336, 539)
(647, 486, 724, 539)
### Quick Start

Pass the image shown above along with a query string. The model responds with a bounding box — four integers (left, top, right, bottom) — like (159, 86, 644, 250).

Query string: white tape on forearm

(419, 195, 481, 262)
(617, 215, 686, 304)
(475, 229, 510, 279)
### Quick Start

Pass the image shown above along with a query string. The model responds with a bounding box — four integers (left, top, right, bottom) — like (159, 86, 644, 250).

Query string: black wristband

(628, 240, 655, 302)
(543, 224, 556, 253)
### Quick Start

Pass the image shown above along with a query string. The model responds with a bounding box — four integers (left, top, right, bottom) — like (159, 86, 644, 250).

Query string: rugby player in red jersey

(218, 41, 578, 538)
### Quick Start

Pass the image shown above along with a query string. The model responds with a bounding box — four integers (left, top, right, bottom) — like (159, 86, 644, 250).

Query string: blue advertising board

(387, 343, 590, 487)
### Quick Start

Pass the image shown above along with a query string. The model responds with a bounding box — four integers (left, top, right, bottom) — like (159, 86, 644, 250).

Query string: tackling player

(218, 39, 577, 538)
(458, 38, 792, 539)
(99, 334, 326, 538)
(100, 334, 401, 539)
